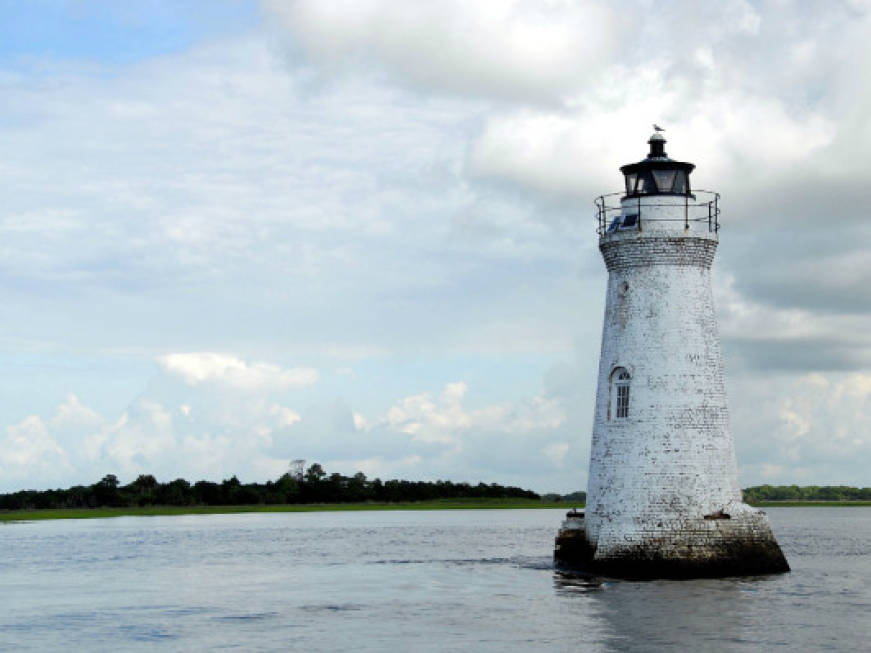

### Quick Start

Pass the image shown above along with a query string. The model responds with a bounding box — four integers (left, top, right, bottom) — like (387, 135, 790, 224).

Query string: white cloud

(266, 0, 623, 102)
(49, 393, 104, 429)
(467, 69, 835, 200)
(731, 372, 871, 485)
(385, 382, 469, 445)
(470, 395, 565, 433)
(269, 403, 302, 427)
(159, 353, 319, 390)
(0, 415, 72, 483)
(0, 376, 574, 491)
(352, 412, 368, 431)
(382, 380, 565, 447)
(78, 394, 287, 484)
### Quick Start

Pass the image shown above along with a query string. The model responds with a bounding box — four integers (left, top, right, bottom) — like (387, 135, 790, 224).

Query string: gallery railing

(595, 190, 720, 237)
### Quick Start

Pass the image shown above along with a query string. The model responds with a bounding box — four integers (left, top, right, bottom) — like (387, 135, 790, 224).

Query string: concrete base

(553, 510, 790, 579)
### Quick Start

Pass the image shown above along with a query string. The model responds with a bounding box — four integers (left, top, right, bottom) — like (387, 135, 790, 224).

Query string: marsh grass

(0, 498, 572, 522)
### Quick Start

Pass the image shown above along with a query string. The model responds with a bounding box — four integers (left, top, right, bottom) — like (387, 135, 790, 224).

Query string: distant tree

(305, 463, 326, 483)
(1, 467, 552, 510)
(561, 491, 586, 503)
(347, 472, 368, 501)
(371, 478, 384, 501)
(273, 473, 300, 504)
(193, 480, 221, 505)
(126, 475, 159, 506)
(158, 478, 192, 506)
(131, 474, 158, 490)
(93, 474, 121, 506)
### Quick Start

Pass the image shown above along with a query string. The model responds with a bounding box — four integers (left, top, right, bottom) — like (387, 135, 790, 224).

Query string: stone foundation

(554, 509, 789, 579)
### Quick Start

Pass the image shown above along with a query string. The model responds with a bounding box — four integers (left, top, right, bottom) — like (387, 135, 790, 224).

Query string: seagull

(653, 124, 665, 132)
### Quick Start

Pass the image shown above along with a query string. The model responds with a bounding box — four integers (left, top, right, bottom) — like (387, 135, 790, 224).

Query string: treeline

(543, 490, 586, 504)
(743, 485, 871, 502)
(0, 463, 540, 511)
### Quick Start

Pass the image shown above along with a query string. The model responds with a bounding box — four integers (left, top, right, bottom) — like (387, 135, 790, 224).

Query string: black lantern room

(620, 132, 694, 198)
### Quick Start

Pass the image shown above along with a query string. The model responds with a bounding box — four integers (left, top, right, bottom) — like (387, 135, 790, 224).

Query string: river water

(1, 507, 868, 651)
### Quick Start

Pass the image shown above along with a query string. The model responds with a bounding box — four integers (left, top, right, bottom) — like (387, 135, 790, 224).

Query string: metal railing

(595, 190, 720, 237)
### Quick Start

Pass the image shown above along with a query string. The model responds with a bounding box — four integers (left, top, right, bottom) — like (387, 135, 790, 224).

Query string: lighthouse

(554, 131, 789, 578)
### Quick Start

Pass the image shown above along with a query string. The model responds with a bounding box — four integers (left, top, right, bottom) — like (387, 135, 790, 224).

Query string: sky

(1, 0, 870, 493)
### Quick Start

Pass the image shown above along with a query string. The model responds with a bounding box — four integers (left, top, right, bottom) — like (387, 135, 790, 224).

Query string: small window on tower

(611, 367, 631, 419)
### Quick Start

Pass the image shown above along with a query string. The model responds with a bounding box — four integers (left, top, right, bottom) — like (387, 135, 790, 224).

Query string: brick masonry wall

(600, 236, 717, 270)
(583, 206, 784, 566)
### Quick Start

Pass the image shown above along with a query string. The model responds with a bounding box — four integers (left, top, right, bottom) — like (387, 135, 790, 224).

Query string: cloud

(0, 375, 579, 492)
(3, 2, 871, 494)
(85, 400, 177, 475)
(265, 0, 623, 102)
(728, 241, 871, 315)
(0, 415, 72, 484)
(49, 393, 104, 429)
(321, 454, 423, 480)
(159, 353, 319, 390)
(467, 66, 834, 201)
(384, 381, 471, 445)
(0, 32, 587, 362)
(269, 403, 302, 427)
(13, 363, 871, 493)
(78, 392, 293, 485)
(714, 274, 871, 373)
(731, 372, 871, 486)
(382, 381, 565, 447)
(0, 394, 102, 487)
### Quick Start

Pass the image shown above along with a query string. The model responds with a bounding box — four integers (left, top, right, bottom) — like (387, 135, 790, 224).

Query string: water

(1, 508, 869, 651)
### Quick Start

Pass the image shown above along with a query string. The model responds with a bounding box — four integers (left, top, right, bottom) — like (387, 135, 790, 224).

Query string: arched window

(610, 367, 631, 419)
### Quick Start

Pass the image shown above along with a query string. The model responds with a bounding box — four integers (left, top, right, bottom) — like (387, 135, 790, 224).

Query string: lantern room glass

(623, 167, 691, 196)
(652, 169, 677, 192)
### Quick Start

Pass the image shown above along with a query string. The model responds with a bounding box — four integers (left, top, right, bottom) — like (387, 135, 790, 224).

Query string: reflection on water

(553, 570, 607, 594)
(598, 579, 749, 652)
(550, 508, 871, 652)
(551, 569, 753, 650)
(0, 508, 869, 651)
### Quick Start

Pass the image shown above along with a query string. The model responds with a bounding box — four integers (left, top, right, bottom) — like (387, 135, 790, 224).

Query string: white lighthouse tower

(555, 131, 789, 577)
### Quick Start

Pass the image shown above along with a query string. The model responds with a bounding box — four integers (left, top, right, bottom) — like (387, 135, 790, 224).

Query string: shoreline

(3, 499, 871, 522)
(0, 499, 567, 522)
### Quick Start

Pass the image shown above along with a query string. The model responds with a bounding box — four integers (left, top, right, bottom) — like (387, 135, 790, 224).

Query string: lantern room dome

(620, 132, 695, 198)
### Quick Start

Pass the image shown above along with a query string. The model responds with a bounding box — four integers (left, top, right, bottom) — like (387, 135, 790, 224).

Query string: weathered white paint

(583, 193, 784, 568)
